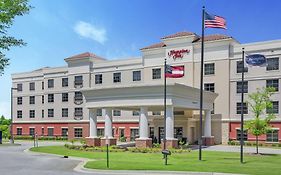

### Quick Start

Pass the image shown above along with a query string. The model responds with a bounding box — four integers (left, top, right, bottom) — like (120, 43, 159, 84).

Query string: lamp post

(10, 87, 18, 144)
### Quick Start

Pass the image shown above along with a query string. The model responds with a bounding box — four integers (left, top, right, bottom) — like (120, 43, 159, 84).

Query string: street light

(10, 87, 17, 144)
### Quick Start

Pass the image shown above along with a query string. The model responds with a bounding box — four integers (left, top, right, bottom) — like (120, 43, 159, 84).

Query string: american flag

(204, 11, 226, 29)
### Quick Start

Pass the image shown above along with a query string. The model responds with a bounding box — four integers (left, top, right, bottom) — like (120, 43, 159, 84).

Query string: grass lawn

(30, 146, 281, 175)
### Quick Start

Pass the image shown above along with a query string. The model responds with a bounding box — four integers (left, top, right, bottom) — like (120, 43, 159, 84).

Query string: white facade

(11, 31, 281, 144)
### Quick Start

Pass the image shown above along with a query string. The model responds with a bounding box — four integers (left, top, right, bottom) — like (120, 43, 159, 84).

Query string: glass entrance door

(158, 127, 164, 143)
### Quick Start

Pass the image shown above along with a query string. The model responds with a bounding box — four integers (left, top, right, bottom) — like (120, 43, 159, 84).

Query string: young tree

(245, 87, 276, 154)
(0, 0, 32, 75)
(0, 115, 11, 139)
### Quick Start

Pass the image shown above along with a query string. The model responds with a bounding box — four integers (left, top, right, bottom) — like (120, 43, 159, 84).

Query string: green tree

(0, 0, 32, 75)
(245, 87, 276, 154)
(0, 115, 11, 139)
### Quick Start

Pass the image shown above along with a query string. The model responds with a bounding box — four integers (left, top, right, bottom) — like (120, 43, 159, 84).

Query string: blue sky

(1, 0, 281, 118)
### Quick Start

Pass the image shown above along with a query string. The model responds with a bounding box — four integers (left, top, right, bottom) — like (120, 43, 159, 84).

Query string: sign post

(106, 136, 109, 168)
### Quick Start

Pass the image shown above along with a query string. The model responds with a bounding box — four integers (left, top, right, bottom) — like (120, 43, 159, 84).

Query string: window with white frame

(266, 129, 279, 142)
(132, 111, 139, 116)
(29, 128, 35, 136)
(17, 110, 22, 118)
(133, 71, 141, 81)
(236, 81, 248, 93)
(61, 128, 68, 137)
(62, 108, 68, 117)
(97, 128, 104, 137)
(17, 97, 22, 105)
(204, 63, 215, 75)
(29, 82, 35, 91)
(95, 74, 102, 84)
(113, 72, 121, 83)
(17, 83, 22, 91)
(236, 102, 248, 114)
(74, 75, 83, 86)
(62, 93, 68, 102)
(29, 110, 35, 118)
(48, 109, 54, 117)
(74, 128, 83, 138)
(42, 95, 44, 104)
(62, 77, 68, 87)
(16, 128, 22, 135)
(152, 68, 161, 79)
(152, 111, 161, 115)
(97, 109, 102, 116)
(236, 61, 248, 73)
(48, 79, 54, 88)
(48, 94, 54, 103)
(266, 79, 279, 92)
(47, 128, 54, 136)
(113, 110, 121, 116)
(42, 110, 44, 118)
(266, 57, 279, 71)
(74, 108, 83, 117)
(29, 96, 35, 104)
(204, 83, 215, 92)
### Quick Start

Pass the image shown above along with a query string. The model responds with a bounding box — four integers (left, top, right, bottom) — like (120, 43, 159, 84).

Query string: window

(74, 91, 83, 104)
(48, 94, 54, 102)
(236, 102, 248, 114)
(97, 109, 102, 116)
(236, 61, 248, 73)
(130, 129, 139, 141)
(266, 79, 279, 91)
(29, 110, 35, 118)
(62, 78, 68, 87)
(29, 82, 35, 91)
(17, 110, 22, 118)
(17, 83, 22, 91)
(62, 93, 68, 102)
(132, 111, 139, 116)
(48, 79, 54, 88)
(204, 63, 215, 75)
(236, 129, 248, 141)
(42, 81, 44, 90)
(152, 111, 161, 115)
(266, 57, 279, 71)
(42, 110, 44, 118)
(74, 128, 83, 138)
(16, 128, 22, 135)
(95, 74, 102, 84)
(17, 97, 22, 105)
(236, 81, 248, 93)
(113, 110, 121, 116)
(29, 128, 35, 136)
(266, 129, 279, 142)
(174, 111, 185, 115)
(266, 101, 279, 114)
(29, 96, 35, 104)
(47, 128, 54, 136)
(204, 83, 215, 92)
(62, 108, 68, 117)
(48, 109, 54, 117)
(152, 68, 161, 79)
(113, 72, 121, 83)
(97, 128, 104, 137)
(61, 128, 68, 137)
(133, 71, 141, 81)
(74, 108, 83, 117)
(149, 127, 154, 138)
(42, 128, 44, 136)
(74, 75, 83, 86)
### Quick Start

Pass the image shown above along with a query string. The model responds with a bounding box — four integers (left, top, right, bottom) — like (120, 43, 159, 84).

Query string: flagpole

(164, 58, 167, 165)
(240, 48, 245, 163)
(199, 6, 205, 161)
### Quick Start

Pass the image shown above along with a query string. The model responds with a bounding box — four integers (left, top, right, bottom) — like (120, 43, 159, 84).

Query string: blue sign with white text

(245, 54, 267, 66)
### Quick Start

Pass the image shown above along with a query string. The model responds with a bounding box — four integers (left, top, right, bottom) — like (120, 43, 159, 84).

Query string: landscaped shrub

(14, 135, 33, 140)
(119, 136, 127, 142)
(278, 144, 281, 147)
(152, 143, 161, 148)
(228, 140, 236, 145)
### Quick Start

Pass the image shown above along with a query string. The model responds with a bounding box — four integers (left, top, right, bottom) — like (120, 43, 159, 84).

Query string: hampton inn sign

(168, 49, 190, 60)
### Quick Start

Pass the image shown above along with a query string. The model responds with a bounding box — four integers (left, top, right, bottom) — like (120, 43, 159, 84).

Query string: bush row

(228, 140, 281, 147)
(14, 135, 68, 141)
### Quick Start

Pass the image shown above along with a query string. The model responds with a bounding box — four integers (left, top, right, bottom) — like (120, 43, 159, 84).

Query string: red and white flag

(165, 65, 184, 78)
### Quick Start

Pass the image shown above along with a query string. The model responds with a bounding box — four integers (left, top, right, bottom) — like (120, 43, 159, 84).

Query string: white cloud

(0, 101, 10, 118)
(74, 21, 107, 44)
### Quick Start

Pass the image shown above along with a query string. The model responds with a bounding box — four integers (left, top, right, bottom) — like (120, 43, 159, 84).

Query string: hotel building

(11, 31, 281, 147)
